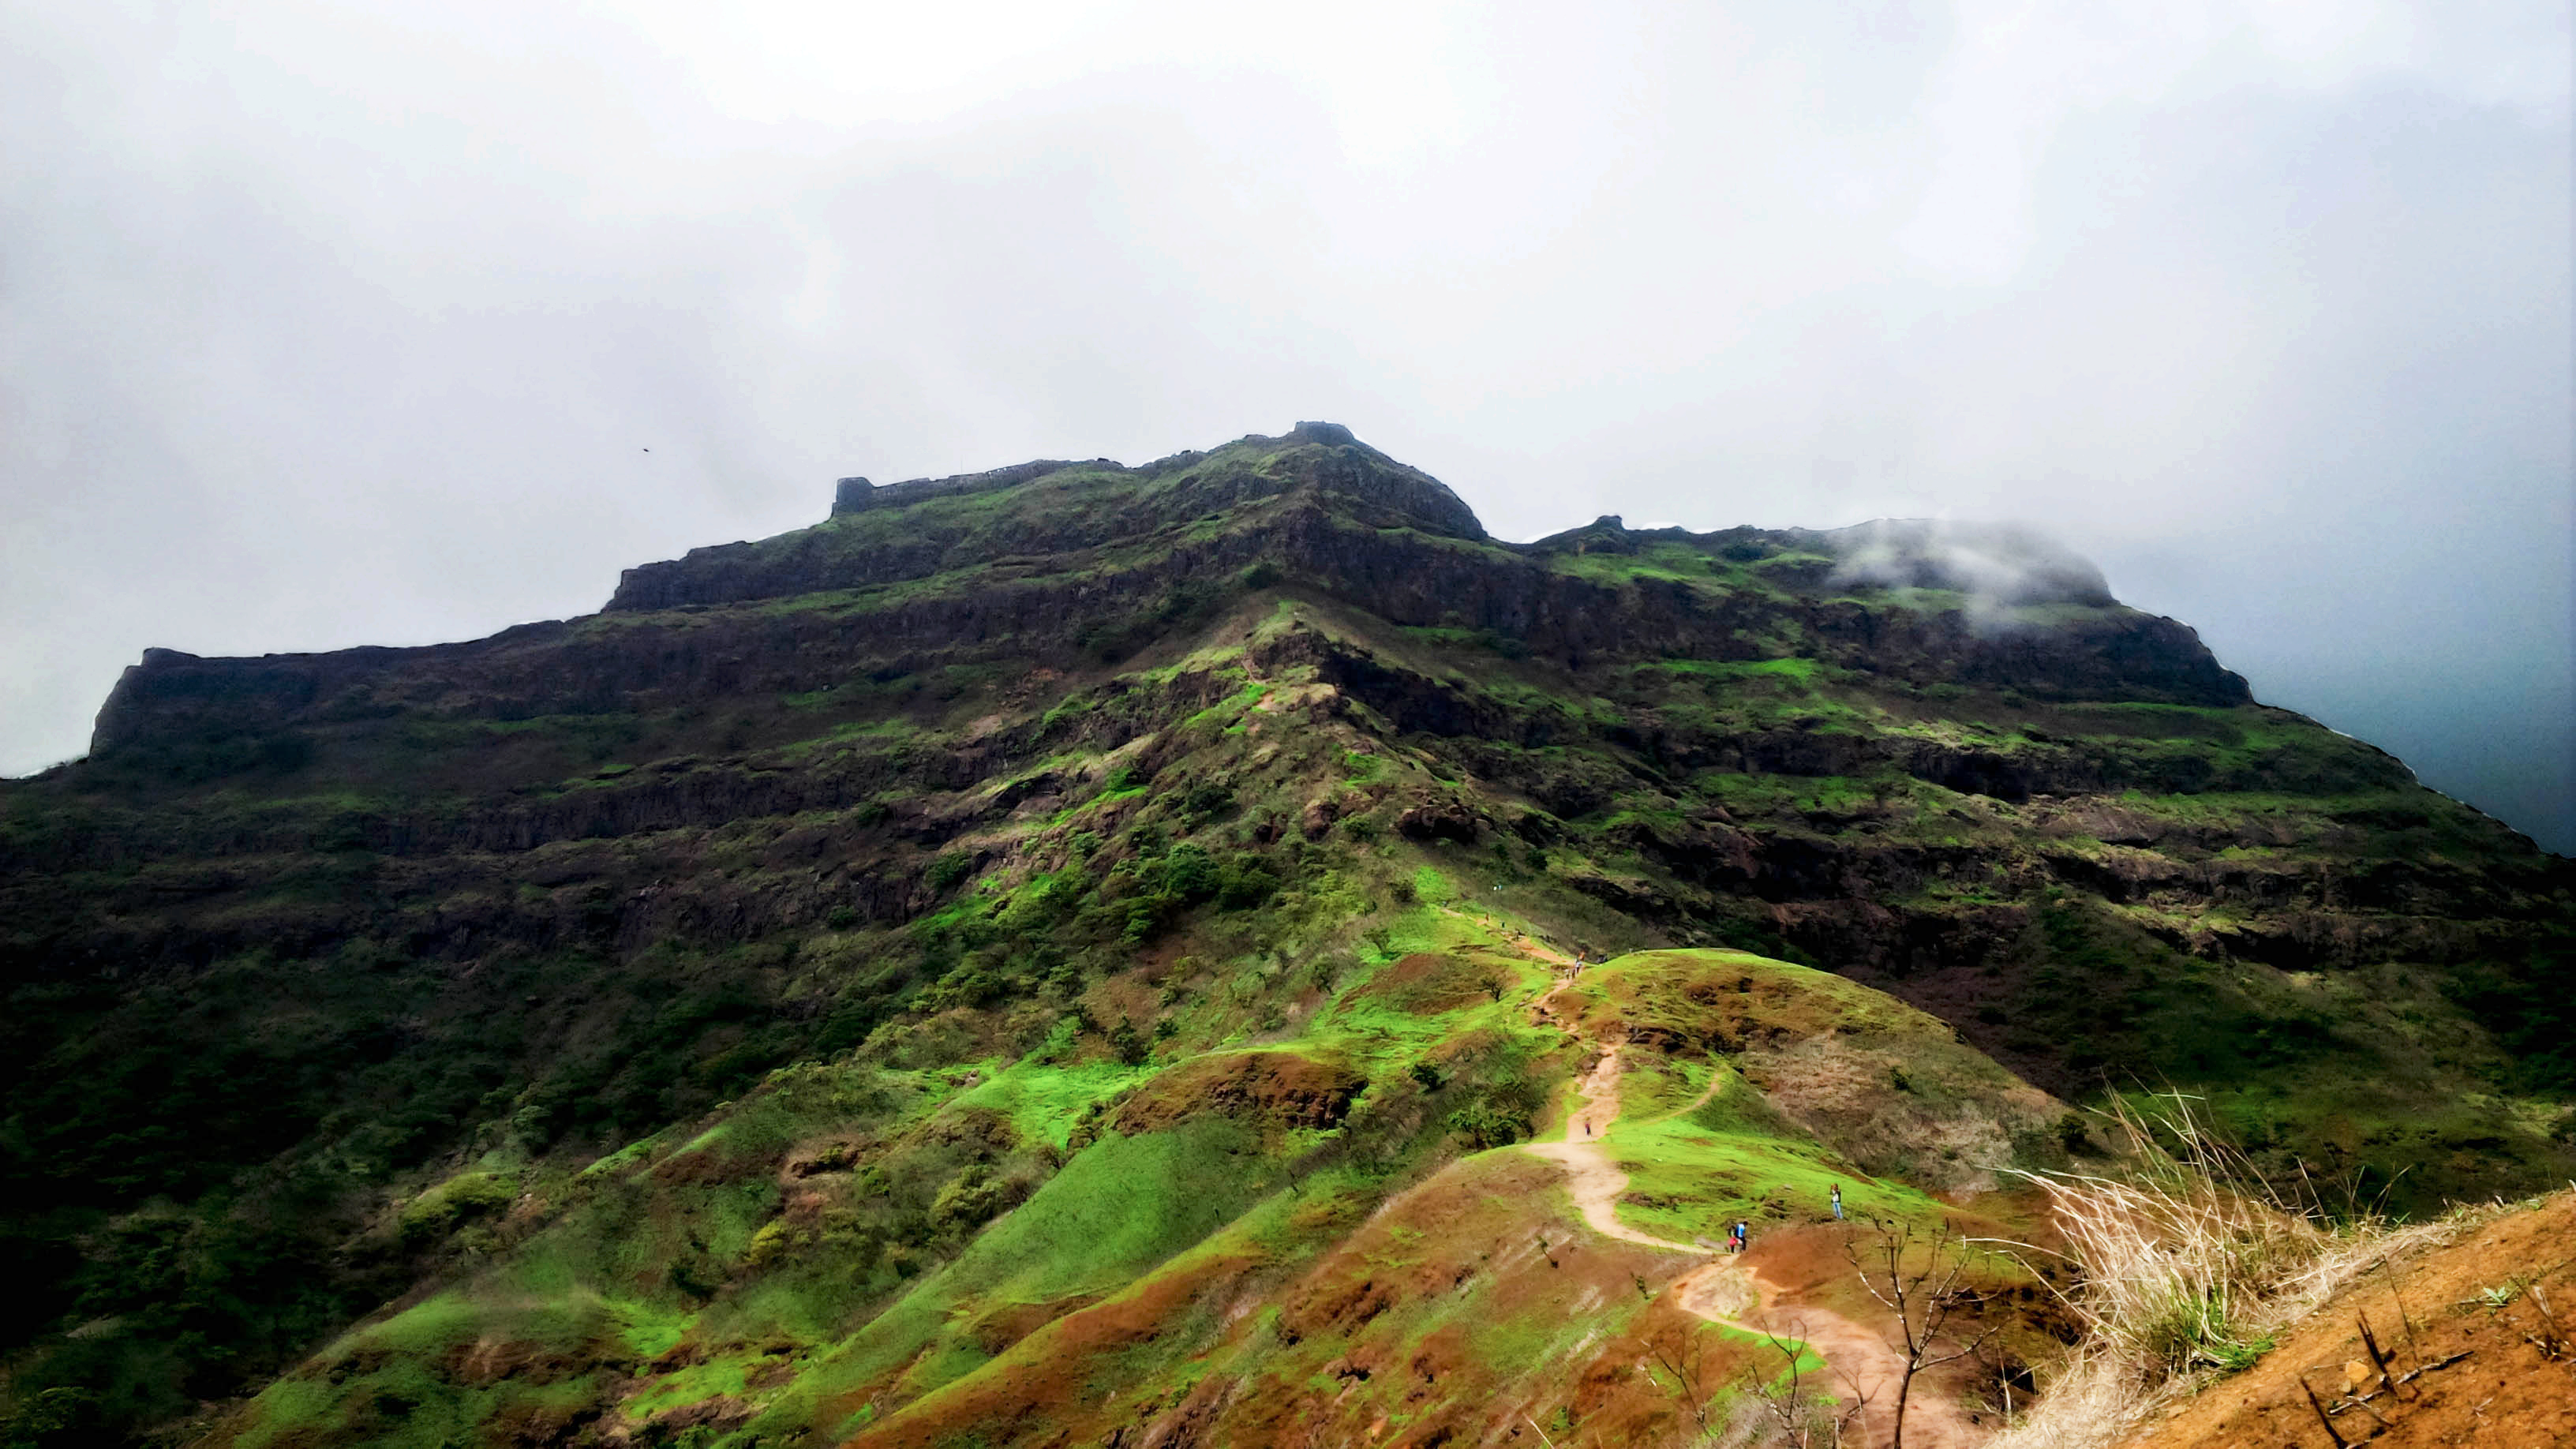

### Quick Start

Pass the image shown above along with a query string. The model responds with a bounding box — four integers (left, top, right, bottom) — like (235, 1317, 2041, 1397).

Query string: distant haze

(4, 3, 2567, 851)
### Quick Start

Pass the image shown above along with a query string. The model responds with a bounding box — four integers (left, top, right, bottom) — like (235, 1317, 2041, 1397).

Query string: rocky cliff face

(2, 424, 2567, 1446)
(91, 427, 2230, 762)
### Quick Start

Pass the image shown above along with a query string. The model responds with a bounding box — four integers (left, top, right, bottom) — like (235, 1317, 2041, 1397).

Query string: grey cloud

(1822, 520, 2115, 621)
(2, 2, 2566, 849)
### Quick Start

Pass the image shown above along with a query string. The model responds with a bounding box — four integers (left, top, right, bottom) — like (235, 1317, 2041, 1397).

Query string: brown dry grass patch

(2116, 1189, 2576, 1449)
(1345, 949, 1515, 1015)
(1107, 1049, 1364, 1135)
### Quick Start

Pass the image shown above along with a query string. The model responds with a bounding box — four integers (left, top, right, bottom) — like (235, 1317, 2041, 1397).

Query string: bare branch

(1845, 1215, 1998, 1449)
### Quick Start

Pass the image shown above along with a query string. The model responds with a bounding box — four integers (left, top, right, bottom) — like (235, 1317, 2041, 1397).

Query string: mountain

(1, 423, 2567, 1447)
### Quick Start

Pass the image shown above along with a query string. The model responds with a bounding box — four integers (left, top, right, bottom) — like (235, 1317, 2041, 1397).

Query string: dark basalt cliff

(2, 424, 2567, 1447)
(90, 425, 2240, 762)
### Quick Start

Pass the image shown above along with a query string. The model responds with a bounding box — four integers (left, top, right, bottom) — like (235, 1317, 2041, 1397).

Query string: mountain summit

(3, 425, 2567, 1447)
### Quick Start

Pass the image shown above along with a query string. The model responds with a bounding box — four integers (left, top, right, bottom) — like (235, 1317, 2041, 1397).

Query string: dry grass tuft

(1977, 1353, 2136, 1449)
(1982, 1095, 2486, 1449)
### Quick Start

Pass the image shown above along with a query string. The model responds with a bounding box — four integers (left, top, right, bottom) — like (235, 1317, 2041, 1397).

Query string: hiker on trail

(1830, 1184, 1842, 1220)
(1730, 1220, 1747, 1252)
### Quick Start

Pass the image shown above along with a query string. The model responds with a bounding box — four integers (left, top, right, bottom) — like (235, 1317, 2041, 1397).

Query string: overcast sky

(4, 2, 2569, 850)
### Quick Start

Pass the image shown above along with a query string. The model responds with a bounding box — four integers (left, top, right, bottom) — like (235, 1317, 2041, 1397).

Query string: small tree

(1637, 1315, 1717, 1443)
(1847, 1218, 1998, 1449)
(1737, 1321, 1870, 1448)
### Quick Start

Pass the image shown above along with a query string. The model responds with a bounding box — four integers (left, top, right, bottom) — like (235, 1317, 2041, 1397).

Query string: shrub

(397, 1171, 516, 1247)
(1163, 844, 1219, 902)
(1215, 861, 1279, 911)
(1444, 1065, 1543, 1149)
(1446, 1100, 1531, 1150)
(924, 960, 1003, 1010)
(1181, 781, 1236, 823)
(1121, 894, 1178, 945)
(930, 1166, 1035, 1234)
(1108, 1019, 1149, 1065)
(2056, 1110, 2091, 1154)
(2, 1387, 103, 1447)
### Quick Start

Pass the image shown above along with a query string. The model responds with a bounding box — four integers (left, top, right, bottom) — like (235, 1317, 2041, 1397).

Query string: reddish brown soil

(1530, 1001, 2050, 1449)
(2121, 1191, 2576, 1449)
(1107, 1048, 1364, 1134)
(1080, 971, 1162, 1037)
(1526, 1046, 1675, 1249)
(1725, 1219, 2035, 1449)
(842, 1153, 1761, 1449)
(838, 1240, 1275, 1448)
(1346, 949, 1520, 1015)
(434, 1335, 595, 1387)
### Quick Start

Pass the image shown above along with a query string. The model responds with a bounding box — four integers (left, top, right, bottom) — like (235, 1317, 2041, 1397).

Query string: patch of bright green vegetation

(1550, 950, 1994, 1241)
(1574, 950, 1940, 1050)
(230, 1289, 665, 1449)
(1185, 678, 1269, 728)
(1747, 547, 1833, 571)
(1693, 771, 1912, 818)
(852, 1143, 1402, 1447)
(1824, 585, 1971, 614)
(1637, 656, 1823, 686)
(1541, 541, 1739, 590)
(1603, 1098, 1938, 1245)
(951, 1056, 1155, 1151)
(746, 1117, 1282, 1440)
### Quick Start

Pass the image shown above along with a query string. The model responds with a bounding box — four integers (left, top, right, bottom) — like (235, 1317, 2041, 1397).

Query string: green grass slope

(204, 942, 2066, 1449)
(0, 425, 2565, 1445)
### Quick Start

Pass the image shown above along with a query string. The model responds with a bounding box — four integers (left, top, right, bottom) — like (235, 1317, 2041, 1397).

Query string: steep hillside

(198, 946, 2065, 1449)
(2116, 1188, 2576, 1449)
(1, 423, 2567, 1446)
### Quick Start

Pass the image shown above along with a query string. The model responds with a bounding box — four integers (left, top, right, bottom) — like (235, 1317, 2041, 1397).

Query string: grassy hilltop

(0, 423, 2567, 1446)
(203, 945, 2064, 1448)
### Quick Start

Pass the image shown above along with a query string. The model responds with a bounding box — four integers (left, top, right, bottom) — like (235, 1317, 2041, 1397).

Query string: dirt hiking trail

(1523, 1046, 1676, 1249)
(1525, 1032, 1985, 1448)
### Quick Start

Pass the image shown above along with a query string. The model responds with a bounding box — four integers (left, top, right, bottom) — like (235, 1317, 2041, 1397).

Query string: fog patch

(1822, 519, 2114, 630)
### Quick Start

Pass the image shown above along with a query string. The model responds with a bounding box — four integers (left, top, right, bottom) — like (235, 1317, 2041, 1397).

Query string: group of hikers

(1722, 1183, 1843, 1255)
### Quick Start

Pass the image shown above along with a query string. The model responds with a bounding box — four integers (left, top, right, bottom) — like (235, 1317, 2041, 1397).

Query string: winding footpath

(1522, 1046, 1675, 1249)
(1522, 1030, 1984, 1449)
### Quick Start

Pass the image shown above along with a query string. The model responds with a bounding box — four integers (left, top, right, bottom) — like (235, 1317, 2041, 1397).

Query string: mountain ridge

(1, 423, 2566, 1447)
(88, 425, 2248, 765)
